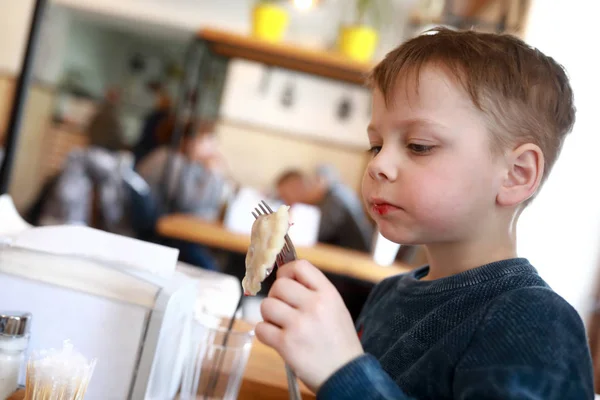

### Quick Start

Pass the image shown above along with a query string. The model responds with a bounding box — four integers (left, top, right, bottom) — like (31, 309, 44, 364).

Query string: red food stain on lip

(373, 203, 395, 215)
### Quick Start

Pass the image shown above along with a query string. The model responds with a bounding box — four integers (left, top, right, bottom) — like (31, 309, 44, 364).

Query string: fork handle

(285, 363, 303, 400)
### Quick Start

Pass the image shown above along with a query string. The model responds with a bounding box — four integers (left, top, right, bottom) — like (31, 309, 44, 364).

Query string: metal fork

(252, 200, 303, 400)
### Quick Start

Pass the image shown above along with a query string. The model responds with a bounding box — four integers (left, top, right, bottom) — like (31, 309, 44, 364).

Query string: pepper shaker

(0, 312, 31, 400)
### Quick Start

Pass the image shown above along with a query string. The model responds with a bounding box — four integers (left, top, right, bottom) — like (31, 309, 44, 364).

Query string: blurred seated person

(133, 84, 172, 164)
(34, 147, 135, 236)
(136, 118, 229, 221)
(87, 87, 127, 152)
(133, 119, 230, 270)
(276, 168, 374, 253)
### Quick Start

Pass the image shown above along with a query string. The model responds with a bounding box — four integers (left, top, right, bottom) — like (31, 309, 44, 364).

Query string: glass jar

(0, 312, 31, 400)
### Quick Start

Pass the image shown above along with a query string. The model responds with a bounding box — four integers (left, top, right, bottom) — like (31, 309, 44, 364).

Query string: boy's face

(362, 66, 505, 245)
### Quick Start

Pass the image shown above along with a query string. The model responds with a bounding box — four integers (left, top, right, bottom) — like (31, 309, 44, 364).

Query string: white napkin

(223, 187, 272, 235)
(288, 203, 321, 247)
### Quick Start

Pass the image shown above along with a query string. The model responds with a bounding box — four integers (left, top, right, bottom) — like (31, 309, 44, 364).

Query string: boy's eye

(407, 143, 434, 155)
(368, 146, 382, 156)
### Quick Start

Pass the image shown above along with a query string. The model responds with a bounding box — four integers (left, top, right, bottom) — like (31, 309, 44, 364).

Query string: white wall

(0, 0, 35, 74)
(220, 59, 371, 149)
(0, 1, 72, 84)
(519, 0, 600, 320)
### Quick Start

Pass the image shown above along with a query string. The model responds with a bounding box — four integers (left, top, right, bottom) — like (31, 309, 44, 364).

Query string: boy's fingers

(261, 297, 297, 328)
(268, 277, 311, 309)
(255, 321, 283, 351)
(277, 260, 329, 291)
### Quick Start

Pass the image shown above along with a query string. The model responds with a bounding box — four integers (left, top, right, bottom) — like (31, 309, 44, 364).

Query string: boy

(255, 28, 594, 399)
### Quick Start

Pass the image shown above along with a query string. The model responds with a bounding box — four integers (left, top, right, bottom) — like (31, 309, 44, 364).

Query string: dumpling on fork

(243, 205, 291, 296)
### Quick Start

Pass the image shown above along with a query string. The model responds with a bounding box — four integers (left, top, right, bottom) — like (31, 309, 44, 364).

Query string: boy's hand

(256, 260, 364, 392)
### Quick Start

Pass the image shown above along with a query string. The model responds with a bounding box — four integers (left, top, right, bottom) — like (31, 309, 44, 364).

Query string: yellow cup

(252, 3, 289, 42)
(338, 25, 379, 62)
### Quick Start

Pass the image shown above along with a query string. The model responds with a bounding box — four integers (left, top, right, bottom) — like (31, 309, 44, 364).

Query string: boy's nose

(367, 152, 398, 182)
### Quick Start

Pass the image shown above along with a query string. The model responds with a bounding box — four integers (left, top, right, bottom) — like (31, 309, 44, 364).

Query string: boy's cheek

(360, 175, 374, 201)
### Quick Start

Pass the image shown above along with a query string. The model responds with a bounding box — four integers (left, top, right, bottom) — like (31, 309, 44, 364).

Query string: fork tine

(259, 203, 270, 215)
(261, 200, 274, 213)
(284, 235, 298, 259)
(276, 252, 285, 267)
(278, 246, 286, 258)
(251, 211, 259, 219)
(255, 207, 264, 216)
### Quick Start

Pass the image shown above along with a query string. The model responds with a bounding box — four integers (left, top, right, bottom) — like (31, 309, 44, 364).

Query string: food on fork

(243, 205, 291, 296)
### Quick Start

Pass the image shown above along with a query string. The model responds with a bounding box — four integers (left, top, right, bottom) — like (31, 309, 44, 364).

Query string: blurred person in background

(136, 118, 229, 220)
(133, 83, 172, 164)
(276, 167, 374, 253)
(34, 147, 135, 236)
(133, 118, 231, 270)
(87, 87, 127, 152)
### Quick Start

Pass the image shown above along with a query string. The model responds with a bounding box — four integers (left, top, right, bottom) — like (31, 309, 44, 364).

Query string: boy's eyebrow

(368, 119, 446, 137)
(400, 118, 445, 131)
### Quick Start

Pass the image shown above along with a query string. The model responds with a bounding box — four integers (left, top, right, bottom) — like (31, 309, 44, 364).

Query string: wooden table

(239, 335, 315, 400)
(157, 214, 411, 284)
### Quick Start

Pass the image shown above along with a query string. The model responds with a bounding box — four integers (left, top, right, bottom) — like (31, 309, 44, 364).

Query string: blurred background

(1, 0, 599, 386)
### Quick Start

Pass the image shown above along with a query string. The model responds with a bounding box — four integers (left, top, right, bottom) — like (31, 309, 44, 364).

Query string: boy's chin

(377, 224, 422, 246)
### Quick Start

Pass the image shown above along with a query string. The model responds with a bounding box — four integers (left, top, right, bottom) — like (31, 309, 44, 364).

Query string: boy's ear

(497, 143, 544, 207)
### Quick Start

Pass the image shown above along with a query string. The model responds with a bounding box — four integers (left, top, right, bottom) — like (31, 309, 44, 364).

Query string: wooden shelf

(197, 28, 373, 85)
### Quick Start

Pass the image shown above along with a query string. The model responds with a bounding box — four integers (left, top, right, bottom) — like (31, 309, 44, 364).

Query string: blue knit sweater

(318, 258, 594, 399)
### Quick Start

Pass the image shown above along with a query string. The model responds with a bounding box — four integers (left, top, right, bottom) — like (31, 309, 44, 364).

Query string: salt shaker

(0, 312, 31, 400)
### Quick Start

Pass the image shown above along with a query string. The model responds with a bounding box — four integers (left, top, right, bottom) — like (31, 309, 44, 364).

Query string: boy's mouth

(371, 201, 399, 216)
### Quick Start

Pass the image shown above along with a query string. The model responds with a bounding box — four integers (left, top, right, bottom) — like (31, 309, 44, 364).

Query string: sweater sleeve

(317, 275, 415, 400)
(454, 287, 594, 399)
(317, 354, 415, 400)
